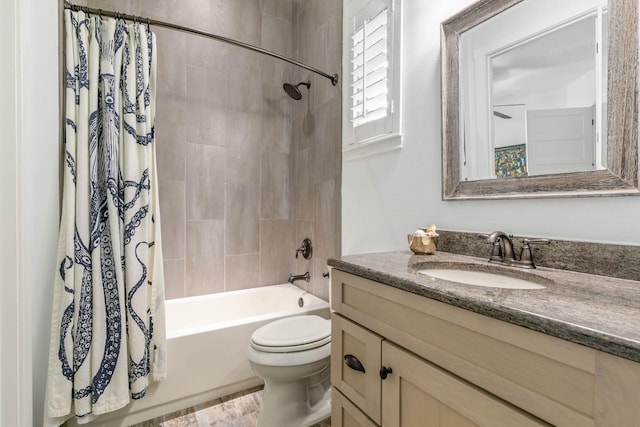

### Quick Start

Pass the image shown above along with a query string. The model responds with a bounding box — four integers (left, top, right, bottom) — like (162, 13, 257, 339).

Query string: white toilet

(247, 315, 332, 427)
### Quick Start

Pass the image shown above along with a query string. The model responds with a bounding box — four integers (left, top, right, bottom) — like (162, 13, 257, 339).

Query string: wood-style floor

(131, 386, 331, 427)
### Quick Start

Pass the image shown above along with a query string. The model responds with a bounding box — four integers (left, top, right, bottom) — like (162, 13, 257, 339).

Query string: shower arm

(63, 1, 339, 86)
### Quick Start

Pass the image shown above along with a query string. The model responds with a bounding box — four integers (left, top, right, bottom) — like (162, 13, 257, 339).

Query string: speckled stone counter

(328, 251, 640, 363)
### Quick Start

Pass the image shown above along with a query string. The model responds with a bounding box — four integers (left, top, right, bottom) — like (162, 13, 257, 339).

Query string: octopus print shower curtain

(45, 9, 166, 425)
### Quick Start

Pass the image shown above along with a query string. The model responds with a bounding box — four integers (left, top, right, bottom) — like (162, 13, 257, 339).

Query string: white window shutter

(350, 8, 389, 128)
(343, 0, 403, 159)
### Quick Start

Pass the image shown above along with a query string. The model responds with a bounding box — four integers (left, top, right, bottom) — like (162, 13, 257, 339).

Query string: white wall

(26, 0, 61, 423)
(1, 0, 22, 424)
(342, 0, 640, 256)
(0, 0, 60, 425)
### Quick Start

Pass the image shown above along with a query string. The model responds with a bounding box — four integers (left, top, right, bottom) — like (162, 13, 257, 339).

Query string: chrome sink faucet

(482, 231, 550, 269)
(485, 231, 516, 263)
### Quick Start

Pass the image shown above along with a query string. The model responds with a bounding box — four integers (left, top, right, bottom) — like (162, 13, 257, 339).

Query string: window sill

(343, 133, 403, 161)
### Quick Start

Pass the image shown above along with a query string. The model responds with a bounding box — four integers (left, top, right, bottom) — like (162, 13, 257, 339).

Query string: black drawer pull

(380, 366, 393, 380)
(344, 354, 366, 373)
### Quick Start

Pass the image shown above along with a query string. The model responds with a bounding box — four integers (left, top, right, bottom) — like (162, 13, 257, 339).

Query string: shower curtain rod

(63, 1, 339, 86)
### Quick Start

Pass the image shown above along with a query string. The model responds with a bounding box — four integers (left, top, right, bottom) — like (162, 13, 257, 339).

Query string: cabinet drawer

(331, 314, 382, 424)
(331, 388, 378, 427)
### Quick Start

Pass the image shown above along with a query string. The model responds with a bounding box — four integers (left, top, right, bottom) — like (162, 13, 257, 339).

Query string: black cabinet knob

(379, 366, 393, 380)
(344, 354, 366, 373)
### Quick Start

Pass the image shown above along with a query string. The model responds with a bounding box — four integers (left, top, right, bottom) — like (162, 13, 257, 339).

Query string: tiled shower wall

(80, 0, 342, 300)
(291, 0, 342, 301)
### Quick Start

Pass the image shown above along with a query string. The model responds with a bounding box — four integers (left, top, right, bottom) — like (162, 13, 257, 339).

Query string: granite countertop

(328, 251, 640, 363)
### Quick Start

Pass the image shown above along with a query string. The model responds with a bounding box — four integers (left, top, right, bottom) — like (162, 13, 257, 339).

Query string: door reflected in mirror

(459, 0, 608, 181)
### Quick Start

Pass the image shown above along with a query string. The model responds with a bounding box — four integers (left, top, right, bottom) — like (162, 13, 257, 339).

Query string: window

(343, 0, 402, 160)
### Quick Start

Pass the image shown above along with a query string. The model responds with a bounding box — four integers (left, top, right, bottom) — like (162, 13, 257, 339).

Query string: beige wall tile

(261, 14, 292, 57)
(139, 0, 171, 21)
(94, 0, 342, 301)
(187, 33, 229, 72)
(158, 180, 185, 261)
(226, 0, 262, 45)
(263, 0, 293, 21)
(293, 111, 314, 151)
(186, 220, 225, 296)
(310, 264, 330, 301)
(186, 143, 225, 220)
(293, 220, 313, 292)
(163, 259, 185, 300)
(260, 80, 293, 121)
(155, 27, 186, 102)
(311, 178, 340, 301)
(225, 112, 261, 186)
(186, 104, 226, 147)
(164, 0, 228, 36)
(225, 254, 260, 291)
(86, 0, 139, 15)
(261, 151, 292, 220)
(224, 50, 263, 114)
(260, 219, 294, 285)
(155, 98, 186, 181)
(261, 104, 291, 153)
(293, 1, 315, 64)
(311, 20, 341, 107)
(225, 182, 260, 255)
(292, 0, 313, 17)
(313, 179, 341, 259)
(311, 98, 341, 184)
(186, 64, 226, 111)
(291, 0, 342, 302)
(294, 148, 313, 221)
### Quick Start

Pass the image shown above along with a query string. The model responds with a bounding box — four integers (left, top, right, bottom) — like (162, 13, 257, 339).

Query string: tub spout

(288, 272, 310, 284)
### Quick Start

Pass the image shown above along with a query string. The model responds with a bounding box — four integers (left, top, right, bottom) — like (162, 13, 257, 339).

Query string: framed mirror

(441, 0, 639, 200)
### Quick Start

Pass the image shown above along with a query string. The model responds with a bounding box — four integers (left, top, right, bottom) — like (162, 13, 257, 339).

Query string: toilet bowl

(247, 315, 332, 427)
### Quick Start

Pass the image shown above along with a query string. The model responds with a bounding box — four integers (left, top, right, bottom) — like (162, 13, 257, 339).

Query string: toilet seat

(250, 315, 331, 353)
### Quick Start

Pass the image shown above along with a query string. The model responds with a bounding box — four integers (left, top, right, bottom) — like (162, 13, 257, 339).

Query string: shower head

(283, 81, 311, 100)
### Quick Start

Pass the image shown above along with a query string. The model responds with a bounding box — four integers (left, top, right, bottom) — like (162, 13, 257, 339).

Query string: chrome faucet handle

(518, 238, 551, 268)
(477, 234, 501, 261)
(295, 238, 313, 259)
(480, 232, 512, 263)
(525, 238, 551, 245)
(489, 238, 503, 262)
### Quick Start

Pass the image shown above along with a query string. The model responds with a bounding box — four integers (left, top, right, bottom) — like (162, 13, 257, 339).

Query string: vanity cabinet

(330, 269, 640, 426)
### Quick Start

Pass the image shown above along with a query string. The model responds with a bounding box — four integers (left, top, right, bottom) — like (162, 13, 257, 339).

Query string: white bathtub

(77, 284, 330, 427)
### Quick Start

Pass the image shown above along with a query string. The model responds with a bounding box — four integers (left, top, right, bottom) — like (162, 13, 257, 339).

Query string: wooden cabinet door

(380, 341, 550, 427)
(332, 388, 378, 427)
(331, 314, 383, 424)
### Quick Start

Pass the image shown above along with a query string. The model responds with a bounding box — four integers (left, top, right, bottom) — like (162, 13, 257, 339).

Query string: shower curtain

(45, 10, 166, 425)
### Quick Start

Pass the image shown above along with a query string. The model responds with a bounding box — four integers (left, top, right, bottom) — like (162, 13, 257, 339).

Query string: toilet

(247, 315, 332, 427)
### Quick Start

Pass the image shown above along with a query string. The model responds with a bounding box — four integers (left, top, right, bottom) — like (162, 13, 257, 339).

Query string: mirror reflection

(459, 0, 608, 181)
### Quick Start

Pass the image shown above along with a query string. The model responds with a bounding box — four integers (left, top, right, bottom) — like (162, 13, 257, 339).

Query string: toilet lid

(250, 315, 331, 353)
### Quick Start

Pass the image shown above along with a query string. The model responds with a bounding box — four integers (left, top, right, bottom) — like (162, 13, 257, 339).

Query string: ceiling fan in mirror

(492, 103, 525, 119)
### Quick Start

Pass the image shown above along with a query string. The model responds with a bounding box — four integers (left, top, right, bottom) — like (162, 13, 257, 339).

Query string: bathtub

(75, 283, 330, 427)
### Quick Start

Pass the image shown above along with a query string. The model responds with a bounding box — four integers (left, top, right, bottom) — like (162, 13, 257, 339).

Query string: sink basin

(418, 268, 547, 290)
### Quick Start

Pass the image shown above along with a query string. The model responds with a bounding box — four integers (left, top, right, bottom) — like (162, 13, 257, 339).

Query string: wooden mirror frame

(441, 0, 639, 200)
